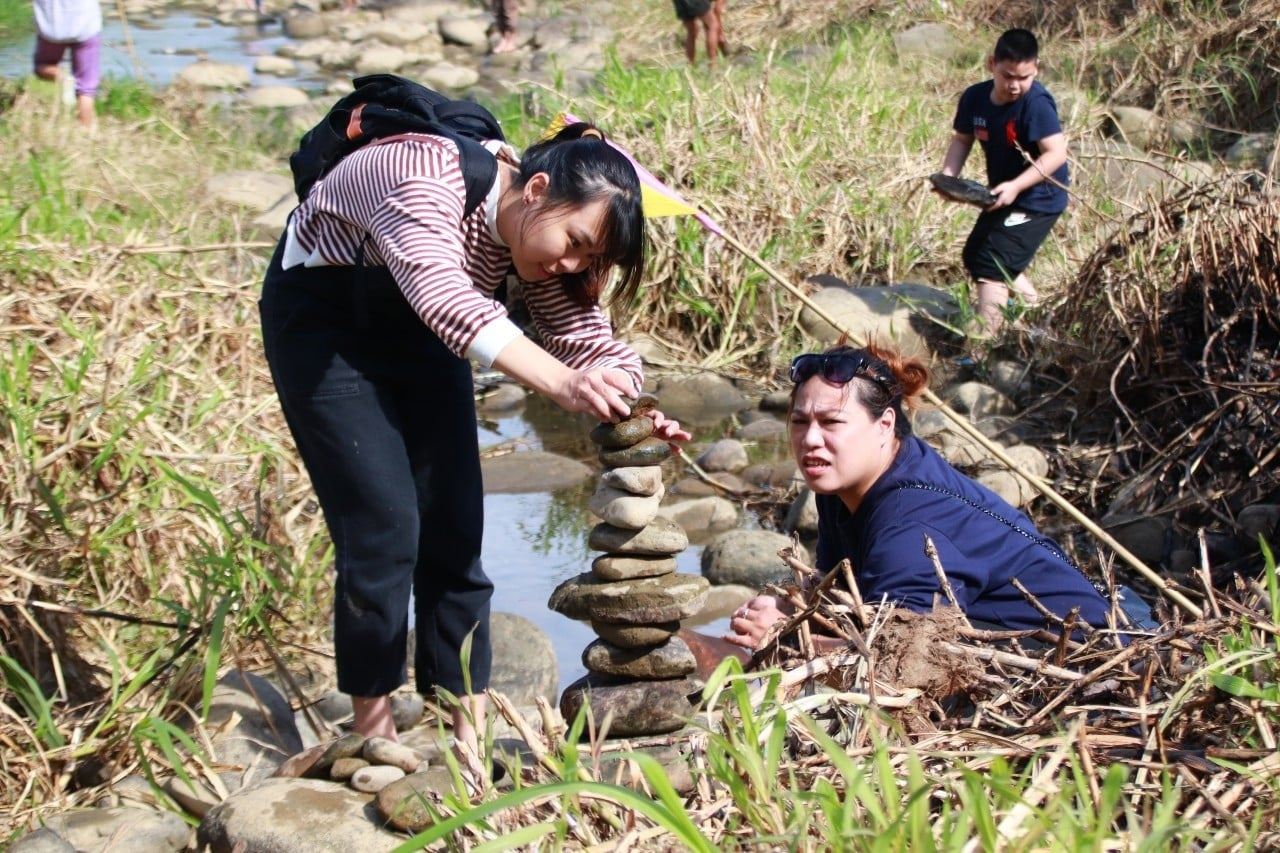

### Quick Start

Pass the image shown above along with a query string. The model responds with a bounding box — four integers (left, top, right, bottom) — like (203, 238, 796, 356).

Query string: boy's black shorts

(962, 207, 1061, 282)
(672, 0, 711, 21)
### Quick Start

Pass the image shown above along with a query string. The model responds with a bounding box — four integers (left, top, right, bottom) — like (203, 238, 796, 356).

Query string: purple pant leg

(70, 34, 102, 97)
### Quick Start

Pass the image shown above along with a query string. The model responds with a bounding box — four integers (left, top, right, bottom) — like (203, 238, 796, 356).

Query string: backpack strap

(363, 132, 497, 221)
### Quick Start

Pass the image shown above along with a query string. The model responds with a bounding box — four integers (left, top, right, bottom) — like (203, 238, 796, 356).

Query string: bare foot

(492, 32, 518, 54)
(352, 695, 398, 741)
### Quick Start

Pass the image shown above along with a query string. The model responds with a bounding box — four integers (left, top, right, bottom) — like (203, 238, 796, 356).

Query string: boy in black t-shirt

(672, 0, 722, 66)
(938, 29, 1069, 336)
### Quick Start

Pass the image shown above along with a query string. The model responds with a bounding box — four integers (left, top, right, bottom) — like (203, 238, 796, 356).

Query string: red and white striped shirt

(282, 133, 641, 388)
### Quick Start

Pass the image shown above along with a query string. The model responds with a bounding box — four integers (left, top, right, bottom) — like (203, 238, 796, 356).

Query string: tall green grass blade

(201, 598, 232, 720)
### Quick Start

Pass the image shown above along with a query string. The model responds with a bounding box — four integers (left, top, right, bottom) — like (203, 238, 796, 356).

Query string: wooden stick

(705, 222, 1203, 618)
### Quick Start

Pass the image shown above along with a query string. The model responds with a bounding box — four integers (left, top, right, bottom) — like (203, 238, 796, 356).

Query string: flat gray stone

(600, 437, 671, 468)
(243, 86, 309, 109)
(591, 554, 677, 581)
(590, 620, 680, 648)
(198, 777, 400, 852)
(162, 775, 220, 818)
(560, 674, 700, 737)
(390, 691, 425, 731)
(176, 60, 250, 90)
(548, 572, 709, 624)
(204, 171, 293, 212)
(583, 637, 696, 678)
(590, 417, 655, 449)
(43, 808, 190, 852)
(588, 518, 688, 555)
(655, 373, 748, 425)
(600, 465, 663, 496)
(481, 450, 592, 493)
(10, 828, 75, 852)
(737, 419, 787, 442)
(946, 382, 1015, 419)
(588, 485, 661, 530)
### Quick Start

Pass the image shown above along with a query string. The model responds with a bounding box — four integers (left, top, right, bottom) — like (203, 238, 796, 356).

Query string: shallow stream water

(0, 8, 324, 92)
(476, 395, 737, 693)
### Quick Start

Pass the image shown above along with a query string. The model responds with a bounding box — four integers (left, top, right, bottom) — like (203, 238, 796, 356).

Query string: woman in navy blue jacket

(722, 343, 1115, 651)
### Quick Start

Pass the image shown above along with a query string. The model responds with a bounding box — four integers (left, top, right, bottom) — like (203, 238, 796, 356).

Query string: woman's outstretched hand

(723, 595, 792, 650)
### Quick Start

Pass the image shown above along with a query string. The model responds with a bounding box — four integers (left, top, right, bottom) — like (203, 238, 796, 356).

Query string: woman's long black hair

(516, 122, 647, 308)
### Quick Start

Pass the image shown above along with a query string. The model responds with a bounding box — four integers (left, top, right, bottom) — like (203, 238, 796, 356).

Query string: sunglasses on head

(789, 351, 894, 390)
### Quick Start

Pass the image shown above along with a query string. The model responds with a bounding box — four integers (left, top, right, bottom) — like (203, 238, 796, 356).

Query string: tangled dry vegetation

(0, 91, 324, 834)
(1042, 174, 1279, 540)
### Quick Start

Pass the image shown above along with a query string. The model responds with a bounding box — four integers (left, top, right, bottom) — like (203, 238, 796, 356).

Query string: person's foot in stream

(492, 31, 518, 53)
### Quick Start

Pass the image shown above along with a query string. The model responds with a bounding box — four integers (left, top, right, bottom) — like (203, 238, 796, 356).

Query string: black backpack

(289, 74, 505, 219)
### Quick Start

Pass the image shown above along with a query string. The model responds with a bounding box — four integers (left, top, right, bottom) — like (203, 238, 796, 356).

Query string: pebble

(313, 732, 366, 776)
(363, 736, 423, 773)
(350, 764, 406, 793)
(329, 757, 369, 781)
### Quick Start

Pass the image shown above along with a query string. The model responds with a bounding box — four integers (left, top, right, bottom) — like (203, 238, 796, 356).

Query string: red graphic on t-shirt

(1005, 120, 1018, 145)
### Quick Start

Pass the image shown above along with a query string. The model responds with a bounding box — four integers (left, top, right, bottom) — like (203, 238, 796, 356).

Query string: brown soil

(869, 609, 983, 702)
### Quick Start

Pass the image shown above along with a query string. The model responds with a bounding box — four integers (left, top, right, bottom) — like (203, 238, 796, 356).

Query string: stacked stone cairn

(549, 395, 710, 738)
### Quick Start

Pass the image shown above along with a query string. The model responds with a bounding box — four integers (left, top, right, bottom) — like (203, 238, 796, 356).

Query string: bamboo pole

(704, 222, 1203, 619)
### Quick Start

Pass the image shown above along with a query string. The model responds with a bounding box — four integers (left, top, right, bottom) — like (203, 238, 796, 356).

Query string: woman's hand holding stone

(560, 367, 636, 421)
(646, 408, 691, 443)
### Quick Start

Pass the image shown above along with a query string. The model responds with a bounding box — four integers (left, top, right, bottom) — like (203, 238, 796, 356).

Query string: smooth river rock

(590, 619, 681, 648)
(582, 637, 697, 678)
(312, 732, 366, 777)
(599, 436, 671, 468)
(600, 465, 664, 496)
(700, 529, 803, 588)
(587, 518, 688, 555)
(376, 767, 457, 833)
(548, 572, 709, 624)
(362, 737, 421, 773)
(39, 808, 190, 852)
(560, 673, 701, 737)
(328, 757, 368, 781)
(591, 554, 677, 581)
(198, 777, 401, 852)
(590, 417, 655, 449)
(696, 438, 749, 473)
(350, 764, 405, 793)
(588, 485, 662, 529)
(489, 611, 558, 705)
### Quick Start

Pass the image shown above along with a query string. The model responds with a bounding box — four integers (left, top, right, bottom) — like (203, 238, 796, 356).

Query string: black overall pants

(259, 240, 492, 698)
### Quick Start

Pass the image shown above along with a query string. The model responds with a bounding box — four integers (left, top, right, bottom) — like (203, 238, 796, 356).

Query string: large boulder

(489, 612, 557, 705)
(893, 23, 961, 61)
(700, 529, 801, 587)
(39, 808, 190, 852)
(1106, 105, 1162, 149)
(196, 670, 303, 790)
(654, 372, 748, 425)
(354, 45, 409, 75)
(197, 777, 401, 852)
(1224, 132, 1276, 171)
(798, 277, 955, 357)
(480, 450, 592, 493)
